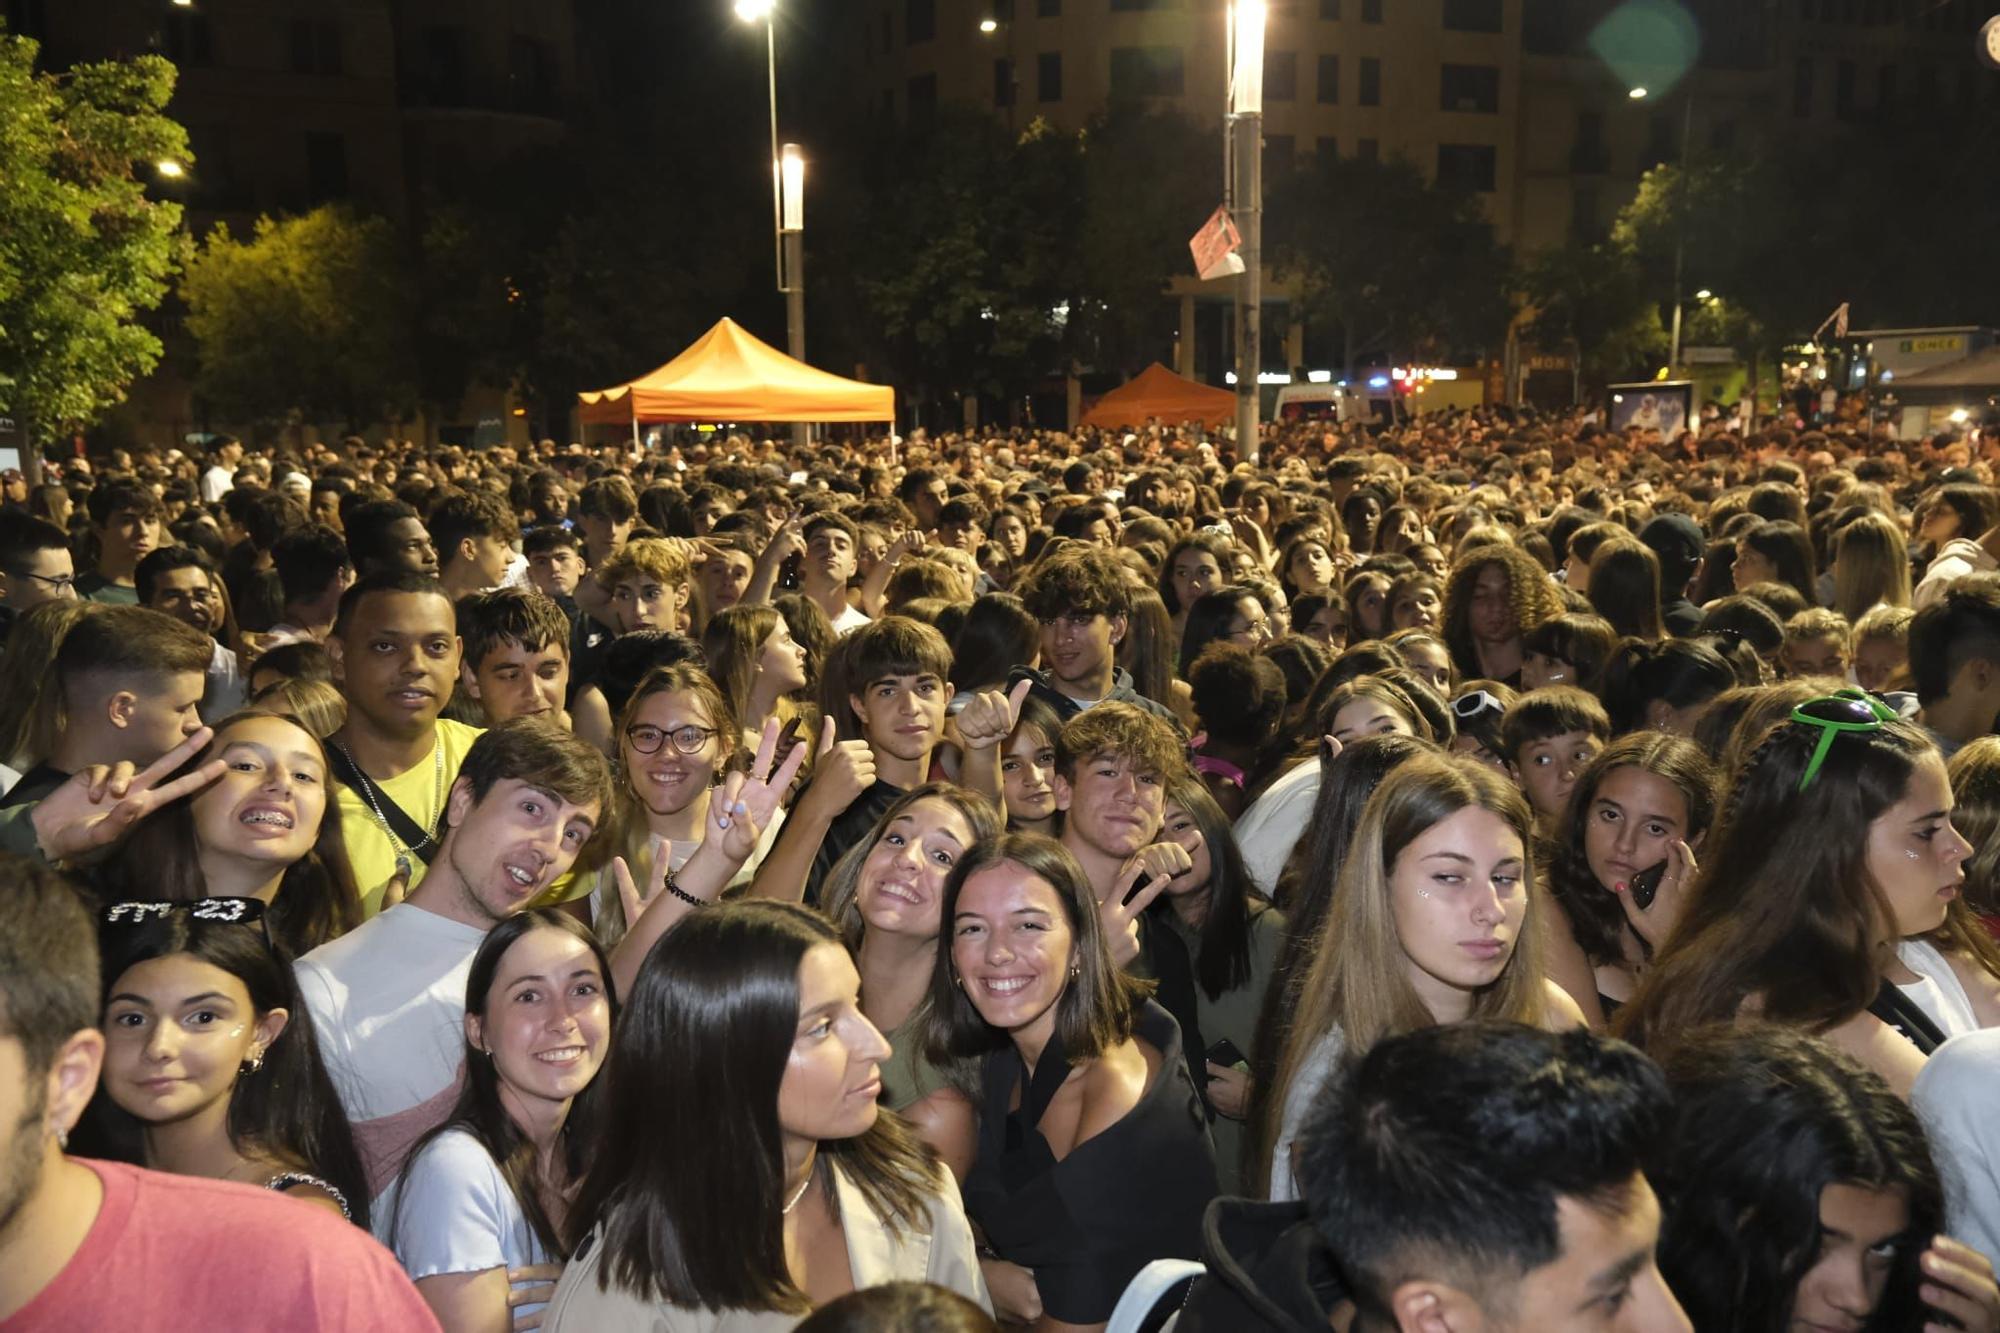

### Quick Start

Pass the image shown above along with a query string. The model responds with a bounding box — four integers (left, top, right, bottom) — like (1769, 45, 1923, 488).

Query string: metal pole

(785, 228, 807, 450)
(766, 20, 782, 292)
(1667, 92, 1693, 373)
(1234, 111, 1262, 464)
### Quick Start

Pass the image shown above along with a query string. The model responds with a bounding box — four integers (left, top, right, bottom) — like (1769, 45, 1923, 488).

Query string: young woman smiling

(821, 784, 1003, 1179)
(89, 897, 368, 1223)
(93, 709, 363, 955)
(1262, 753, 1584, 1201)
(547, 900, 988, 1329)
(583, 663, 783, 948)
(384, 910, 615, 1332)
(929, 832, 1216, 1331)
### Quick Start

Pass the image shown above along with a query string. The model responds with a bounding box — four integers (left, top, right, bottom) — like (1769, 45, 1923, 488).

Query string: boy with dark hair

(1910, 574, 2000, 757)
(0, 856, 440, 1326)
(325, 571, 479, 912)
(523, 524, 585, 602)
(266, 523, 354, 646)
(343, 499, 439, 578)
(309, 473, 352, 531)
(0, 514, 76, 646)
(576, 475, 638, 565)
(897, 467, 950, 531)
(297, 717, 610, 1203)
(756, 615, 1011, 904)
(2, 605, 211, 808)
(455, 587, 573, 728)
(800, 511, 868, 632)
(1500, 685, 1610, 836)
(429, 488, 520, 600)
(1017, 546, 1178, 723)
(76, 478, 162, 605)
(695, 530, 759, 628)
(136, 546, 243, 719)
(1295, 1023, 1686, 1331)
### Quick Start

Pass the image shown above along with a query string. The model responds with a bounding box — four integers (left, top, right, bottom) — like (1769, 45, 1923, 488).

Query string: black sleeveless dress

(963, 1000, 1219, 1324)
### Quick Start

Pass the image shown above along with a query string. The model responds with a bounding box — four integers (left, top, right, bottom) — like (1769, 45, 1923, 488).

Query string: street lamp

(735, 0, 808, 448)
(1629, 82, 1696, 372)
(1227, 0, 1266, 463)
(1695, 288, 1713, 301)
(155, 159, 185, 178)
(979, 17, 998, 33)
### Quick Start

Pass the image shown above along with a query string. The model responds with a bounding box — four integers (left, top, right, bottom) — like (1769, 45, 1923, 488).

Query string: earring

(241, 1050, 264, 1075)
(1068, 962, 1080, 981)
(53, 1124, 68, 1151)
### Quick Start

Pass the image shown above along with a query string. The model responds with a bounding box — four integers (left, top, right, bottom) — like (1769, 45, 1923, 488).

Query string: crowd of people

(3, 406, 2000, 1330)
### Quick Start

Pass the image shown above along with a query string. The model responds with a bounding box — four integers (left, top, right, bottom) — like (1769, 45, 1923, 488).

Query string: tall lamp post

(735, 0, 809, 449)
(1631, 84, 1695, 374)
(1227, 1, 1266, 463)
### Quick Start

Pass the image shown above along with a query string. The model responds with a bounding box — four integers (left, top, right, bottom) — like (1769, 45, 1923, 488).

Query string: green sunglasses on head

(1788, 689, 1898, 792)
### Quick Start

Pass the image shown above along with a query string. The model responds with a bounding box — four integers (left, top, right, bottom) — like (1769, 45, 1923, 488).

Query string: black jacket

(1175, 1196, 1349, 1332)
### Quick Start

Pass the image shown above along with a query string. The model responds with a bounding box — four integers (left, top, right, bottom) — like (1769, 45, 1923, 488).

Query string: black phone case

(1629, 860, 1667, 911)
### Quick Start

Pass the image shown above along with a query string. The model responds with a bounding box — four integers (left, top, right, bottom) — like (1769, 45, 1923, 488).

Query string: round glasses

(625, 723, 720, 756)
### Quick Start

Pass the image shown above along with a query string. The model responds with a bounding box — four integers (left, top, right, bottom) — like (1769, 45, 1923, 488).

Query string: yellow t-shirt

(336, 719, 484, 916)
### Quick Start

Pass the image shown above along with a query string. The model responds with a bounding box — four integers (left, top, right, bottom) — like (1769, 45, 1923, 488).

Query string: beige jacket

(543, 1162, 989, 1331)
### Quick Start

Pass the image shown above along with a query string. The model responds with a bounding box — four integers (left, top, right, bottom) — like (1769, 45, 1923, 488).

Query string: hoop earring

(241, 1050, 264, 1075)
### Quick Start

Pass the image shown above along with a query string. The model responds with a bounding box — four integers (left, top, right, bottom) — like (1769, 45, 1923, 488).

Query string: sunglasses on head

(102, 897, 274, 946)
(1451, 689, 1505, 721)
(1788, 689, 1897, 792)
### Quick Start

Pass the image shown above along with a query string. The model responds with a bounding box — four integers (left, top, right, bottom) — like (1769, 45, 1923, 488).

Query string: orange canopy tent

(577, 317, 894, 427)
(1079, 362, 1235, 429)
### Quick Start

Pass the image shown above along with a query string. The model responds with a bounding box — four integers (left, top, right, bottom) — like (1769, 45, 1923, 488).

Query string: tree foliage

(1269, 154, 1511, 374)
(0, 32, 188, 441)
(180, 206, 416, 424)
(1520, 240, 1663, 384)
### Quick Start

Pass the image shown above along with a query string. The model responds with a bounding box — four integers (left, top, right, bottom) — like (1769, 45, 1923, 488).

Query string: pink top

(0, 1159, 439, 1332)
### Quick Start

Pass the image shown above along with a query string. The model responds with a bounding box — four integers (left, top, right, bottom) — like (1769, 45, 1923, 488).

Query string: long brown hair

(1616, 709, 1935, 1055)
(701, 603, 781, 733)
(93, 709, 362, 954)
(1263, 753, 1550, 1185)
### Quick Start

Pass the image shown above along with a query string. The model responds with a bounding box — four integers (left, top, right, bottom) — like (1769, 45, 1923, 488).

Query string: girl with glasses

(583, 663, 784, 947)
(86, 897, 368, 1224)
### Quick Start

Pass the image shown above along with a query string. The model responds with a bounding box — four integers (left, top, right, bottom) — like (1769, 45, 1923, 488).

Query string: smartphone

(1628, 859, 1667, 911)
(1205, 1038, 1248, 1070)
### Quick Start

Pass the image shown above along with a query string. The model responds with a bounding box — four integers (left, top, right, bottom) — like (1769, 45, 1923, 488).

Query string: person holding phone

(1541, 733, 1716, 1030)
(929, 832, 1217, 1330)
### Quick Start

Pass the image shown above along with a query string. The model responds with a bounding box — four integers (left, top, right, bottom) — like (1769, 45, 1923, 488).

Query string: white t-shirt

(201, 464, 235, 504)
(1913, 1029, 2000, 1268)
(1234, 759, 1320, 897)
(1898, 938, 1982, 1040)
(378, 1128, 554, 1322)
(1268, 1027, 1347, 1204)
(829, 601, 871, 634)
(295, 903, 487, 1200)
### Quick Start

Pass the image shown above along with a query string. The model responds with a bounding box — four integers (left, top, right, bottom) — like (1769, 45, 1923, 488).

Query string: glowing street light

(734, 0, 807, 446)
(1695, 288, 1713, 301)
(1629, 85, 1648, 99)
(155, 159, 185, 178)
(979, 16, 998, 33)
(732, 0, 773, 20)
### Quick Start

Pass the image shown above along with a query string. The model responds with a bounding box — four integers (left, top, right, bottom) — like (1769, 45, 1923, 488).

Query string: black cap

(1639, 513, 1706, 582)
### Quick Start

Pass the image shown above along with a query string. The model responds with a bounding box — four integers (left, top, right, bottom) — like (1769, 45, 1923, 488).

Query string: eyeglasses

(13, 570, 76, 594)
(1451, 689, 1506, 720)
(1227, 618, 1272, 641)
(625, 723, 719, 756)
(1788, 689, 1896, 791)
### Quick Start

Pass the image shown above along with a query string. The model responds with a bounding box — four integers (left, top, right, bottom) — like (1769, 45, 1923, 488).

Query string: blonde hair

(595, 537, 691, 592)
(1831, 512, 1911, 621)
(247, 676, 347, 739)
(1263, 753, 1549, 1179)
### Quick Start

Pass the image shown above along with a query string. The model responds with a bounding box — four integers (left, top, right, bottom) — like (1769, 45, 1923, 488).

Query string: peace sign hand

(1101, 858, 1176, 968)
(31, 728, 229, 863)
(957, 678, 1032, 753)
(612, 835, 674, 927)
(708, 716, 811, 864)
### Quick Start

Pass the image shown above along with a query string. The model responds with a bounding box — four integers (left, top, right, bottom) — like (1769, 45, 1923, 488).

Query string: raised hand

(957, 677, 1032, 753)
(31, 728, 228, 862)
(807, 716, 877, 815)
(612, 835, 673, 925)
(1920, 1235, 2000, 1333)
(1100, 861, 1173, 968)
(1610, 838, 1697, 950)
(706, 716, 810, 863)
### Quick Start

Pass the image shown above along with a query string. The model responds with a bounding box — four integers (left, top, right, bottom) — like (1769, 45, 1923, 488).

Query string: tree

(180, 206, 417, 426)
(0, 31, 188, 448)
(1270, 154, 1511, 377)
(1520, 241, 1664, 386)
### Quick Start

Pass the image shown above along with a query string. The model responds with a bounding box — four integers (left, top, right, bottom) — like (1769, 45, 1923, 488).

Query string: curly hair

(1440, 544, 1563, 678)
